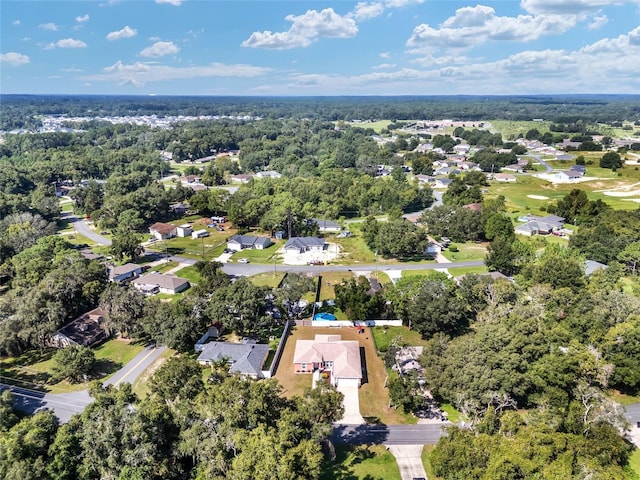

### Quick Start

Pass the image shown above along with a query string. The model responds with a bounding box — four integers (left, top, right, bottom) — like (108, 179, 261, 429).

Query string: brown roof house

(293, 334, 362, 388)
(149, 222, 177, 241)
(48, 307, 109, 348)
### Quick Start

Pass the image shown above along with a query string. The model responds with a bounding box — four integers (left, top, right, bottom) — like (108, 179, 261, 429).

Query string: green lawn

(440, 403, 463, 423)
(175, 265, 202, 284)
(421, 445, 440, 480)
(320, 445, 401, 480)
(629, 448, 640, 478)
(148, 261, 178, 273)
(0, 339, 145, 393)
(248, 271, 286, 288)
(63, 233, 99, 247)
(370, 325, 430, 352)
(446, 266, 488, 277)
(231, 243, 282, 263)
(440, 242, 487, 262)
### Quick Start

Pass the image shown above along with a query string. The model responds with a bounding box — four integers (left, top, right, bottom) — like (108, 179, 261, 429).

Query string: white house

(132, 273, 190, 295)
(149, 222, 177, 241)
(191, 229, 209, 239)
(176, 224, 193, 237)
(108, 263, 143, 283)
(227, 234, 273, 252)
(493, 173, 517, 183)
(255, 170, 282, 179)
(556, 170, 583, 181)
(313, 219, 342, 233)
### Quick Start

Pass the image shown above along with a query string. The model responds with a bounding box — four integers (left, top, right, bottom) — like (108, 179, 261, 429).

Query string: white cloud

(521, 0, 636, 15)
(353, 2, 385, 20)
(39, 22, 59, 31)
(46, 38, 87, 49)
(81, 60, 271, 86)
(106, 26, 137, 41)
(139, 41, 179, 57)
(588, 14, 609, 29)
(155, 0, 183, 5)
(384, 0, 425, 7)
(76, 14, 90, 23)
(242, 8, 358, 49)
(372, 63, 397, 69)
(380, 51, 391, 58)
(407, 6, 577, 53)
(12, 20, 20, 26)
(0, 52, 30, 66)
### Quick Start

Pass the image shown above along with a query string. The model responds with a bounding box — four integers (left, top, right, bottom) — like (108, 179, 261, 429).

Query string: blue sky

(1, 0, 639, 95)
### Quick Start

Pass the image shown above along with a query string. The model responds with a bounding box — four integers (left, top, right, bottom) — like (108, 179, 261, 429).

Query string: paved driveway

(388, 445, 428, 480)
(336, 382, 365, 425)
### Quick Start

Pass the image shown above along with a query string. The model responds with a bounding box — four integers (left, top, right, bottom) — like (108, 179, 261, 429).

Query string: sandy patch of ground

(534, 173, 608, 184)
(281, 243, 341, 265)
(527, 194, 549, 200)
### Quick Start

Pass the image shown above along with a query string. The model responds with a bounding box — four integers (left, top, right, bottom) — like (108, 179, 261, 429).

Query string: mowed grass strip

(320, 445, 401, 480)
(273, 325, 406, 424)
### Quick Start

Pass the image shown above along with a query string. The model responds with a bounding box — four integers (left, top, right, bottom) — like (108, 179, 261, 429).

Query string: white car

(237, 258, 249, 263)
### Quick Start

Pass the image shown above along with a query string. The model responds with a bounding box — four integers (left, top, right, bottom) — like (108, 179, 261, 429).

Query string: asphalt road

(221, 260, 485, 277)
(625, 402, 640, 427)
(0, 345, 167, 423)
(65, 213, 112, 246)
(528, 154, 553, 173)
(331, 423, 448, 445)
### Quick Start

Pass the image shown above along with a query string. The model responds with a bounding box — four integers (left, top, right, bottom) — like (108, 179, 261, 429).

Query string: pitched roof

(228, 234, 272, 248)
(132, 273, 189, 291)
(585, 260, 608, 276)
(149, 222, 177, 235)
(293, 335, 362, 380)
(284, 236, 326, 250)
(109, 263, 141, 279)
(559, 170, 583, 179)
(312, 219, 341, 230)
(57, 307, 108, 347)
(196, 341, 269, 376)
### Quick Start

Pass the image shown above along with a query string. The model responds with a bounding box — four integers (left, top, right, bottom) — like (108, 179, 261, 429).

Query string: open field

(174, 265, 201, 284)
(231, 242, 283, 263)
(274, 325, 407, 424)
(440, 242, 487, 262)
(370, 325, 430, 352)
(630, 449, 640, 478)
(248, 271, 286, 288)
(320, 445, 401, 480)
(0, 339, 144, 394)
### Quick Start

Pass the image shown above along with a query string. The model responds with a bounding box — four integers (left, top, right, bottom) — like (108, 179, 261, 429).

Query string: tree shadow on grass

(93, 359, 121, 378)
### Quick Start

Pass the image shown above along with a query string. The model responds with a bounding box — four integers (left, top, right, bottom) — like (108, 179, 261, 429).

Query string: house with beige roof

(293, 334, 362, 388)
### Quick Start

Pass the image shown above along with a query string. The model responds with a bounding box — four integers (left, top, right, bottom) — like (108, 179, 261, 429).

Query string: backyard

(273, 325, 407, 424)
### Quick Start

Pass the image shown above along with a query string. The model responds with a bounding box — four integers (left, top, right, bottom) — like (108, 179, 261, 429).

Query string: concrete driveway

(388, 445, 428, 480)
(336, 383, 365, 425)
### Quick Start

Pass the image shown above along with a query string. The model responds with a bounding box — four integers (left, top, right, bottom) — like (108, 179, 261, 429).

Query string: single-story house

(176, 224, 193, 237)
(493, 173, 517, 182)
(434, 178, 453, 189)
(585, 260, 608, 276)
(179, 175, 201, 185)
(149, 222, 177, 241)
(108, 263, 143, 283)
(414, 174, 434, 184)
(255, 170, 282, 179)
(502, 164, 525, 173)
(515, 216, 564, 236)
(231, 174, 254, 183)
(463, 203, 483, 211)
(569, 165, 586, 175)
(312, 219, 342, 233)
(79, 248, 104, 261)
(556, 170, 583, 181)
(197, 340, 270, 378)
(48, 307, 109, 348)
(170, 203, 190, 215)
(425, 241, 443, 258)
(454, 271, 510, 285)
(132, 273, 190, 295)
(227, 234, 273, 251)
(293, 334, 362, 387)
(284, 237, 326, 255)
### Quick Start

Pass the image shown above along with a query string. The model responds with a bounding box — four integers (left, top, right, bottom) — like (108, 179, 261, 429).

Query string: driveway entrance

(336, 380, 365, 425)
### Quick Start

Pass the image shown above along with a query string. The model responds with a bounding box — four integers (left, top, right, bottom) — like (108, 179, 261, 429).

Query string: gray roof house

(312, 219, 342, 233)
(227, 234, 273, 251)
(132, 273, 190, 295)
(284, 236, 326, 253)
(108, 263, 143, 283)
(196, 340, 270, 378)
(585, 260, 608, 276)
(515, 215, 565, 236)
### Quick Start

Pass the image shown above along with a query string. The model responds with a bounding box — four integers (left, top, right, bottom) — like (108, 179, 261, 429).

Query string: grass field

(446, 266, 488, 277)
(274, 325, 406, 424)
(629, 449, 640, 478)
(440, 242, 487, 262)
(148, 260, 178, 273)
(231, 243, 282, 263)
(370, 325, 430, 352)
(248, 271, 286, 288)
(175, 265, 202, 284)
(0, 339, 145, 393)
(320, 445, 401, 480)
(421, 445, 440, 480)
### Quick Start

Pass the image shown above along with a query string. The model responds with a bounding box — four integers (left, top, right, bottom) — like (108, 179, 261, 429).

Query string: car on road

(237, 258, 249, 263)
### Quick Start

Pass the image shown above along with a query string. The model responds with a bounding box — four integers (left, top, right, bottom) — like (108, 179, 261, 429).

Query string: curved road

(0, 345, 166, 423)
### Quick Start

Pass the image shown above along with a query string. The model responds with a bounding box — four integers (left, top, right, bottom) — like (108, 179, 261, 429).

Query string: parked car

(216, 226, 224, 231)
(237, 258, 249, 263)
